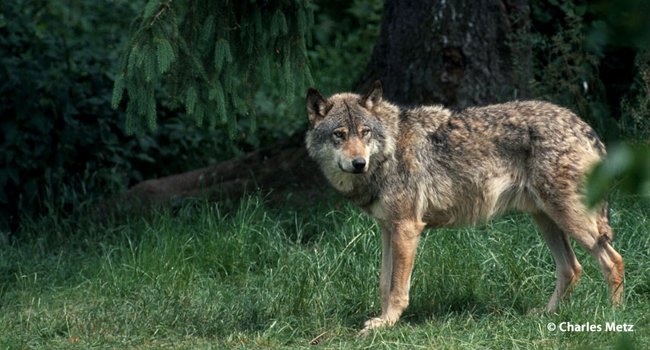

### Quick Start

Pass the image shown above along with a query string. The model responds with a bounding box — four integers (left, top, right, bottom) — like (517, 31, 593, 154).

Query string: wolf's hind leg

(543, 200, 624, 307)
(592, 205, 624, 305)
(532, 212, 582, 312)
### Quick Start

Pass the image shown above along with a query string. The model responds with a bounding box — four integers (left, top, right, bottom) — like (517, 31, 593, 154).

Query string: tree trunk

(126, 0, 531, 206)
(358, 0, 530, 107)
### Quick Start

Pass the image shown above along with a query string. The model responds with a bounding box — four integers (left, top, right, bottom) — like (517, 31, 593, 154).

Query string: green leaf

(223, 64, 236, 92)
(248, 114, 257, 135)
(586, 144, 650, 207)
(199, 15, 216, 48)
(185, 84, 198, 115)
(146, 89, 157, 130)
(144, 46, 157, 82)
(126, 44, 141, 75)
(194, 102, 205, 127)
(143, 0, 161, 18)
(208, 79, 226, 119)
(297, 7, 307, 36)
(214, 39, 232, 73)
(136, 85, 149, 116)
(206, 101, 218, 128)
(271, 10, 288, 37)
(208, 79, 227, 123)
(125, 102, 137, 135)
(259, 54, 271, 84)
(282, 44, 293, 100)
(111, 74, 125, 109)
(227, 113, 238, 139)
(231, 93, 246, 115)
(156, 38, 175, 74)
(253, 8, 263, 36)
(245, 27, 255, 55)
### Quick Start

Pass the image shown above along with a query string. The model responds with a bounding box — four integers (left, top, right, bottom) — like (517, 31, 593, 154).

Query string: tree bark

(126, 0, 531, 206)
(357, 0, 530, 107)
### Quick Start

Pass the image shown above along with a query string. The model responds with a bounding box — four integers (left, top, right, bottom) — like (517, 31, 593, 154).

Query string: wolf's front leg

(359, 219, 424, 336)
(379, 226, 393, 313)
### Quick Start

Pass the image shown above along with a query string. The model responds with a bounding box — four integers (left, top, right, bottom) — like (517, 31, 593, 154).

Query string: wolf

(305, 81, 624, 335)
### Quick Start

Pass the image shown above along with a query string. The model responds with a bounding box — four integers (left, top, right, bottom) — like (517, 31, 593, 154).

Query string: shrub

(0, 1, 233, 231)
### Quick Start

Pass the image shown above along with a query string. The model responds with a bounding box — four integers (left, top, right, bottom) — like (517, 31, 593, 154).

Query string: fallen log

(125, 137, 325, 207)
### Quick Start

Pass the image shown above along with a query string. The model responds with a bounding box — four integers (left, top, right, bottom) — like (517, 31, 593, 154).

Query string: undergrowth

(1, 194, 648, 349)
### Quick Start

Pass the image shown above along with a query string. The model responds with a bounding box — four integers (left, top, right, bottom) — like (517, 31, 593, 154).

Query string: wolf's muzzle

(351, 158, 367, 173)
(338, 157, 368, 174)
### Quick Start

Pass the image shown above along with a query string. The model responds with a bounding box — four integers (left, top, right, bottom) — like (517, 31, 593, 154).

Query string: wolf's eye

(333, 130, 345, 139)
(361, 129, 371, 137)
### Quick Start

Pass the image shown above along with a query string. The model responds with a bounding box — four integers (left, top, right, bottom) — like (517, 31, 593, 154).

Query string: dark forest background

(1, 0, 649, 232)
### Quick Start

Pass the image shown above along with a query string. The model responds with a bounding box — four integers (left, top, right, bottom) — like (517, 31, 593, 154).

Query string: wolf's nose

(352, 158, 366, 171)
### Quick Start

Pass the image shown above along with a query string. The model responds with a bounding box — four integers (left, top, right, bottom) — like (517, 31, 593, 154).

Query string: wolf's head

(305, 81, 397, 188)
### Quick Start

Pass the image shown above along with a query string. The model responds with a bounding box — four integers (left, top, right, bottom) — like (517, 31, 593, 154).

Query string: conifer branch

(150, 0, 172, 27)
(115, 1, 316, 135)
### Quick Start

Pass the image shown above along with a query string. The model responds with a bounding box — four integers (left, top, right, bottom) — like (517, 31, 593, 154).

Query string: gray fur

(305, 82, 624, 335)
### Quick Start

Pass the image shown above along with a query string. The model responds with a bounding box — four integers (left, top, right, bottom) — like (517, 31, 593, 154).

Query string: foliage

(527, 0, 650, 141)
(586, 144, 650, 207)
(3, 0, 648, 231)
(620, 50, 650, 139)
(0, 1, 143, 229)
(0, 1, 245, 231)
(527, 1, 650, 203)
(528, 1, 611, 136)
(1, 195, 649, 348)
(113, 0, 315, 136)
(589, 50, 650, 206)
(586, 0, 650, 50)
(249, 0, 384, 146)
(308, 0, 384, 94)
(0, 0, 385, 231)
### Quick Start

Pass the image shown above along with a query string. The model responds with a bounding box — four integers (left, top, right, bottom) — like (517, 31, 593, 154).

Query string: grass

(1, 193, 649, 349)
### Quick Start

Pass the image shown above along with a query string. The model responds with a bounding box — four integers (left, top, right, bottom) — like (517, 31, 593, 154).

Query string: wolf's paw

(358, 317, 390, 337)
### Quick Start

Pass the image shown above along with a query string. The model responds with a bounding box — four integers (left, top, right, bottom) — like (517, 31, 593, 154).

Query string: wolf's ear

(361, 80, 383, 110)
(306, 87, 331, 126)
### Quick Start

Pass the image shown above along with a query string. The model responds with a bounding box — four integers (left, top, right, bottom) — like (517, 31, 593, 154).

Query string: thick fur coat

(305, 82, 623, 334)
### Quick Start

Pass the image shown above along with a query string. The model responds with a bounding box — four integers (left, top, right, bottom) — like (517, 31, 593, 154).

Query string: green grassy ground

(1, 193, 648, 349)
